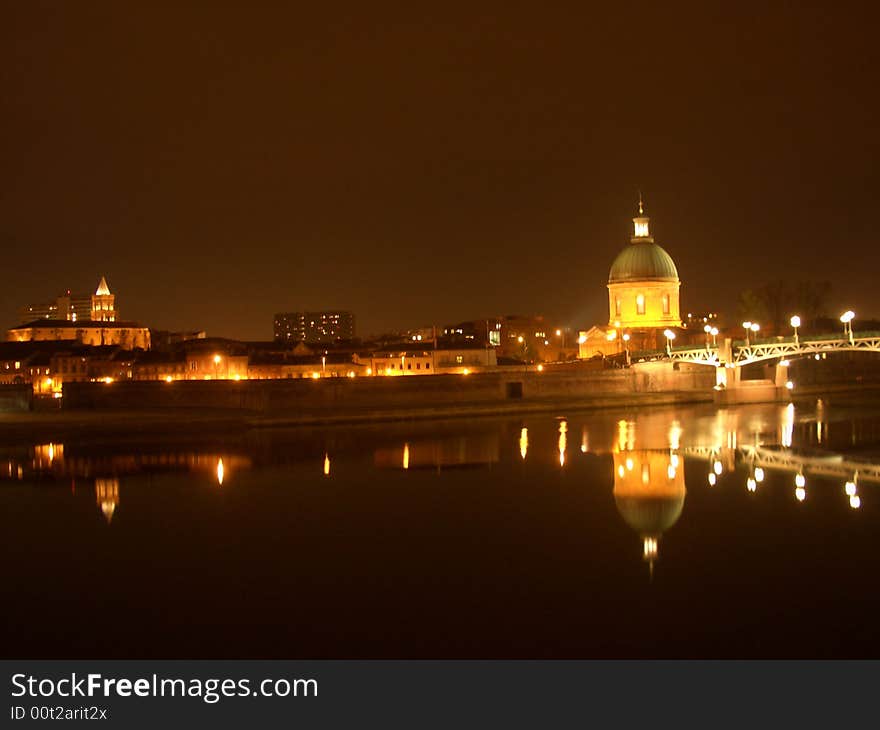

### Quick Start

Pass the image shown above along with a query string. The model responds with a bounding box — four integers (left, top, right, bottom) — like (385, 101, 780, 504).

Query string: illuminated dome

(608, 242, 679, 283)
(605, 198, 682, 331)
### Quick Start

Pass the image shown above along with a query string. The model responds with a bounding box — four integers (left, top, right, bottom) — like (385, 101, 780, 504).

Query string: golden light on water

(795, 486, 806, 502)
(403, 443, 410, 470)
(519, 428, 528, 460)
(323, 454, 331, 476)
(558, 420, 567, 467)
(216, 458, 224, 486)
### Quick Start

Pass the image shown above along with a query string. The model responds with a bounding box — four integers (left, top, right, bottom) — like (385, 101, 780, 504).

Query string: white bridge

(668, 331, 880, 367)
(660, 331, 880, 402)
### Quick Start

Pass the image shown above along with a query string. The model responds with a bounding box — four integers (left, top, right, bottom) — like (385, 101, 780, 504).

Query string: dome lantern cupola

(632, 193, 653, 242)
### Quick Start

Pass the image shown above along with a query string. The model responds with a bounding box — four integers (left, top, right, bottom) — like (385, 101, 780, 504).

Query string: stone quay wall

(61, 362, 715, 417)
(0, 384, 34, 412)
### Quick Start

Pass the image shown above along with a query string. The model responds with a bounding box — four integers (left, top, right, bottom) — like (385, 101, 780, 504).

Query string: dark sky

(3, 3, 878, 339)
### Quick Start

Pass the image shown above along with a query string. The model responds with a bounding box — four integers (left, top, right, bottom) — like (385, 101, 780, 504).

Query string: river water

(4, 392, 880, 658)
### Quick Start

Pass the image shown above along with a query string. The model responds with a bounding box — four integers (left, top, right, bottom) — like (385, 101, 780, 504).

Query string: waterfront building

(369, 346, 497, 375)
(7, 320, 151, 350)
(273, 311, 355, 344)
(579, 201, 683, 358)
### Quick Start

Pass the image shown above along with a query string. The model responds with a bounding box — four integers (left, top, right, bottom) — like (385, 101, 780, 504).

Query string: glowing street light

(840, 310, 855, 342)
(663, 329, 676, 355)
(622, 332, 631, 361)
(790, 315, 801, 345)
(742, 321, 752, 347)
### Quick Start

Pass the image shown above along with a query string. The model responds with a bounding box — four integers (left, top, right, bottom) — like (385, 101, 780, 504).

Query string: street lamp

(790, 315, 801, 345)
(840, 310, 855, 342)
(663, 329, 676, 355)
(742, 321, 752, 347)
(710, 327, 719, 347)
(703, 324, 712, 350)
(622, 333, 631, 362)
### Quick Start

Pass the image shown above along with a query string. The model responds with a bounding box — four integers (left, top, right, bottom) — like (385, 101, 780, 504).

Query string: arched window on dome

(636, 294, 646, 315)
(662, 293, 670, 315)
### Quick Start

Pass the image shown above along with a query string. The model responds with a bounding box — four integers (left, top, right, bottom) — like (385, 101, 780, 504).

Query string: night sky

(3, 4, 878, 339)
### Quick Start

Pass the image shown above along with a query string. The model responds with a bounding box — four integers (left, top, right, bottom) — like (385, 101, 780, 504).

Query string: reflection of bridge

(664, 331, 880, 403)
(684, 445, 880, 485)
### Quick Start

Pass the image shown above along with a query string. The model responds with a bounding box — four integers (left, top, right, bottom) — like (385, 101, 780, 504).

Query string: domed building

(578, 199, 682, 358)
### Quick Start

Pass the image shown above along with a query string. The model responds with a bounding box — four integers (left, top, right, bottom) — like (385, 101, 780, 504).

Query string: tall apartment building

(273, 311, 355, 344)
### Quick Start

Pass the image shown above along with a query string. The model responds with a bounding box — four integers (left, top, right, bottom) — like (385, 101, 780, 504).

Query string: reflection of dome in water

(614, 495, 685, 535)
(612, 449, 686, 568)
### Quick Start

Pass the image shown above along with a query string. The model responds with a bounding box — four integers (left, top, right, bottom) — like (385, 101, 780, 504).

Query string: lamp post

(750, 322, 760, 344)
(710, 327, 719, 347)
(840, 310, 855, 343)
(703, 324, 712, 350)
(742, 321, 752, 347)
(622, 333, 631, 363)
(663, 329, 676, 355)
(790, 315, 801, 346)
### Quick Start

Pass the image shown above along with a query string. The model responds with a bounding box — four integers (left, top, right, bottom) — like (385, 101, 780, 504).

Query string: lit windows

(636, 294, 646, 315)
(615, 298, 621, 317)
(662, 293, 670, 315)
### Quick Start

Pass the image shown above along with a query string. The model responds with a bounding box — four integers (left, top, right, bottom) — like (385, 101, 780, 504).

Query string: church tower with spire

(91, 276, 117, 321)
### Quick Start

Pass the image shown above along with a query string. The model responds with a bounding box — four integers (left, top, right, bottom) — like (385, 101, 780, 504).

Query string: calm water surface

(4, 394, 880, 658)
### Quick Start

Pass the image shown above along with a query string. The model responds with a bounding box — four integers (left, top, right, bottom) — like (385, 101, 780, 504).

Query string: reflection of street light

(663, 329, 676, 355)
(790, 315, 801, 345)
(840, 310, 855, 342)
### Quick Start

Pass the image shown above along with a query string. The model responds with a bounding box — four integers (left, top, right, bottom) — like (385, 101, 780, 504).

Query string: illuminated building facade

(274, 311, 355, 344)
(369, 346, 497, 375)
(90, 277, 116, 321)
(579, 201, 682, 358)
(7, 321, 150, 350)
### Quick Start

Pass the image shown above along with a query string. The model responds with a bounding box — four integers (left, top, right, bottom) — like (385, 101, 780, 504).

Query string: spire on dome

(96, 277, 111, 296)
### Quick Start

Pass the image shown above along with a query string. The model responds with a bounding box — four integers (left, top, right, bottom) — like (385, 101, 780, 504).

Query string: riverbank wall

(61, 361, 715, 421)
(0, 384, 34, 412)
